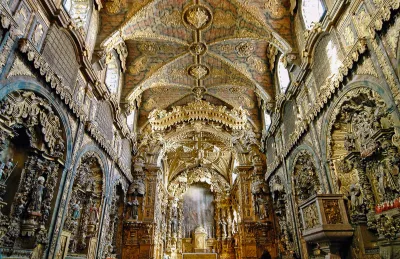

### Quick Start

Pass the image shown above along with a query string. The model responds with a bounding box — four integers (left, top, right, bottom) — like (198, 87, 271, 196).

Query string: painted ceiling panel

(99, 0, 293, 132)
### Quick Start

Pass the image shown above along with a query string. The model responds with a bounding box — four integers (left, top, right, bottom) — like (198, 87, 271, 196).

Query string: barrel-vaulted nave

(0, 0, 399, 258)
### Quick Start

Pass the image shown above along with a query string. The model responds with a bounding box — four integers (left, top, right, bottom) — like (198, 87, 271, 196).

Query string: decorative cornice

(148, 100, 249, 131)
(19, 39, 87, 120)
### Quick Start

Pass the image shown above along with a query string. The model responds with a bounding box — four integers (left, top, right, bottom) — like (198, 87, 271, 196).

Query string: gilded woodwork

(1, 0, 400, 258)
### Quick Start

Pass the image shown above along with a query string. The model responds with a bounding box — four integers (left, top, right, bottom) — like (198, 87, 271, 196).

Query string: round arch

(0, 79, 74, 256)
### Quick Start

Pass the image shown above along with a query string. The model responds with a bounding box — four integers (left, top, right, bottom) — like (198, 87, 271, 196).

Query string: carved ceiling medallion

(189, 42, 207, 56)
(188, 64, 210, 79)
(183, 5, 212, 30)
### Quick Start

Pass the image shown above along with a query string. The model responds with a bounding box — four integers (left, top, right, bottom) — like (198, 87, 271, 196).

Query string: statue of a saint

(377, 161, 397, 200)
(0, 162, 5, 181)
(171, 217, 177, 234)
(256, 196, 268, 219)
(128, 198, 139, 219)
(220, 219, 227, 237)
(31, 176, 45, 212)
(349, 184, 362, 211)
(89, 203, 99, 224)
(71, 201, 81, 220)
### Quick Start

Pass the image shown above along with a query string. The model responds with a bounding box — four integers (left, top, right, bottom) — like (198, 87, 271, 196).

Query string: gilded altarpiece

(327, 88, 400, 258)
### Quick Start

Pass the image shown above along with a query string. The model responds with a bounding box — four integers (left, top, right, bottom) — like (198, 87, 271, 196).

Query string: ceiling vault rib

(125, 35, 190, 46)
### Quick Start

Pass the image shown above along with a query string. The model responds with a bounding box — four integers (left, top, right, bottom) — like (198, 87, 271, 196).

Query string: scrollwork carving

(0, 91, 65, 158)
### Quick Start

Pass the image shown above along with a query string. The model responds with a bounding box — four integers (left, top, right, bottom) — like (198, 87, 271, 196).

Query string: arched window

(105, 52, 121, 95)
(63, 0, 91, 33)
(127, 109, 136, 131)
(302, 0, 326, 30)
(277, 57, 290, 94)
(264, 111, 272, 131)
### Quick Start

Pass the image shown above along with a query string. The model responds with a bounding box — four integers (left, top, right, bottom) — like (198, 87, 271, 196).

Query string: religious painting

(183, 183, 215, 238)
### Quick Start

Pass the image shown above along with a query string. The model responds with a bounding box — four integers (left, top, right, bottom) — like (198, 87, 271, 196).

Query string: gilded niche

(328, 88, 399, 208)
(292, 151, 321, 203)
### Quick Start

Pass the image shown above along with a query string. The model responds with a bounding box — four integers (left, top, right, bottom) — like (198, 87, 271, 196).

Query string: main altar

(182, 253, 217, 259)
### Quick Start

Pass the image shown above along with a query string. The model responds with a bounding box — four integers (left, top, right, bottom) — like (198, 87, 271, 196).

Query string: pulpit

(299, 194, 353, 258)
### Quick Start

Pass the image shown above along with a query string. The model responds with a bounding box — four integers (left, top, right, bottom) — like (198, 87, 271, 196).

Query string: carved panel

(42, 26, 78, 88)
(302, 203, 320, 230)
(322, 200, 343, 224)
(95, 101, 114, 141)
(28, 14, 48, 51)
(292, 151, 320, 203)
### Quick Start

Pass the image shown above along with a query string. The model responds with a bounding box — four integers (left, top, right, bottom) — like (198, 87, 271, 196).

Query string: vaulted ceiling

(98, 0, 294, 131)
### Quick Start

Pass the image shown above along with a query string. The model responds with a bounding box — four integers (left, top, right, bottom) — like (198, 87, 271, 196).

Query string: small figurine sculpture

(256, 196, 268, 219)
(171, 216, 177, 234)
(71, 201, 81, 220)
(128, 197, 139, 219)
(89, 203, 99, 224)
(31, 176, 46, 212)
(0, 161, 5, 181)
(220, 219, 227, 237)
(0, 158, 15, 181)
